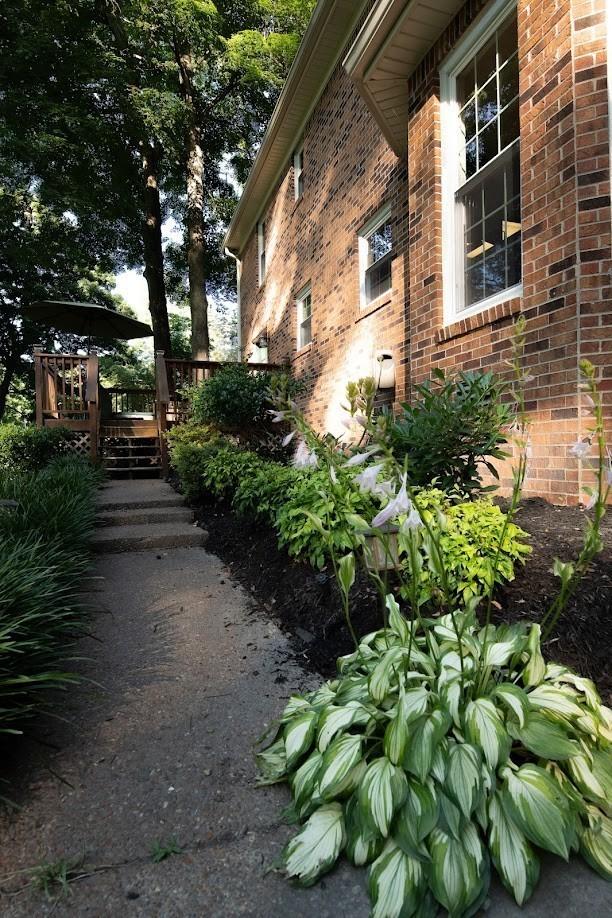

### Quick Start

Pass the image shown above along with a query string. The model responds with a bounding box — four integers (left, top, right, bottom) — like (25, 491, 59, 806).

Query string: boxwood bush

(0, 423, 72, 472)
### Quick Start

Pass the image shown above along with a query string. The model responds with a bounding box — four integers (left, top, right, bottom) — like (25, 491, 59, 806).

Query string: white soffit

(344, 0, 465, 155)
(224, 0, 369, 256)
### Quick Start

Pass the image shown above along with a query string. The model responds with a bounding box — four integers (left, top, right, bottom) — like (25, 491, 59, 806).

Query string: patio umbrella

(23, 300, 153, 343)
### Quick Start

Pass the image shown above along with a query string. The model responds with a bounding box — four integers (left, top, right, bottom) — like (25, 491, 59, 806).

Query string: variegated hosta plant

(257, 597, 612, 917)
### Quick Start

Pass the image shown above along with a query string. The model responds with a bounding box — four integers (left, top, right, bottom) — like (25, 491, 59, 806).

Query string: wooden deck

(34, 349, 279, 476)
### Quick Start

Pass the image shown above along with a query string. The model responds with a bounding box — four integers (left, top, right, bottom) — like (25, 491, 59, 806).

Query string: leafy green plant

(29, 856, 84, 900)
(200, 447, 266, 501)
(258, 601, 612, 915)
(276, 469, 377, 570)
(232, 461, 305, 524)
(166, 424, 225, 502)
(188, 363, 273, 430)
(388, 369, 512, 496)
(149, 837, 183, 863)
(0, 423, 72, 472)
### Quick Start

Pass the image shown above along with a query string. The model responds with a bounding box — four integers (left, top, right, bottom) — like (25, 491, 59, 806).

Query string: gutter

(224, 247, 242, 354)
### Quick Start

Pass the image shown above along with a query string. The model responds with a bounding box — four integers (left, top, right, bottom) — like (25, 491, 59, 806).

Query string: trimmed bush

(0, 456, 103, 733)
(166, 424, 224, 502)
(188, 363, 272, 430)
(0, 423, 72, 472)
(233, 462, 306, 524)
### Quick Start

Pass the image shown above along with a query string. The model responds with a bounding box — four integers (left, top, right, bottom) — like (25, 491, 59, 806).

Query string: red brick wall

(239, 55, 410, 437)
(405, 0, 610, 504)
(240, 0, 610, 503)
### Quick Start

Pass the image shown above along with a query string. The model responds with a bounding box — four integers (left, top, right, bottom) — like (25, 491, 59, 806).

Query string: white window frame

(293, 146, 304, 200)
(440, 0, 522, 325)
(296, 283, 312, 350)
(358, 203, 393, 308)
(257, 219, 266, 286)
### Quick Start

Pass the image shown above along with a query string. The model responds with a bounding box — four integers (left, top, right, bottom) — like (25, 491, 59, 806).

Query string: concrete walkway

(0, 480, 610, 916)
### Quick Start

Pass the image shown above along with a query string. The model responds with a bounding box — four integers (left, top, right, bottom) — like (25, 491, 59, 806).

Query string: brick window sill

(355, 293, 393, 323)
(436, 297, 522, 343)
(292, 342, 313, 362)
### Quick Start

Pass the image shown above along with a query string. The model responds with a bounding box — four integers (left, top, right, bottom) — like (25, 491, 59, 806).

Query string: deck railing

(34, 349, 99, 457)
(105, 387, 156, 417)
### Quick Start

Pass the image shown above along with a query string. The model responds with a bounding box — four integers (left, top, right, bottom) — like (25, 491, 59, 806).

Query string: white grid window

(441, 1, 521, 320)
(293, 147, 304, 199)
(257, 219, 266, 285)
(296, 285, 312, 349)
(359, 205, 393, 307)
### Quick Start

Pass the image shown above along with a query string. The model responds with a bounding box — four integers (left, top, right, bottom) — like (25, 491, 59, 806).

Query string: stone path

(0, 479, 610, 916)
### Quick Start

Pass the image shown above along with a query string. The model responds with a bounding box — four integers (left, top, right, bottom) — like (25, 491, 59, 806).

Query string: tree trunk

(185, 118, 210, 359)
(141, 144, 172, 356)
(0, 353, 17, 422)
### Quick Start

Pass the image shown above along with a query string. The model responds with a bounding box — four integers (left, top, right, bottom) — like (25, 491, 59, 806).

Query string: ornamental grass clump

(257, 323, 611, 916)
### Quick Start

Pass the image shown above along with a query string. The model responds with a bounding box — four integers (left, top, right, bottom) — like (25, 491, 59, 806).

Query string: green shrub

(188, 363, 272, 430)
(200, 447, 266, 501)
(276, 470, 378, 570)
(232, 462, 305, 524)
(0, 423, 72, 472)
(166, 424, 224, 502)
(388, 369, 511, 496)
(0, 456, 102, 733)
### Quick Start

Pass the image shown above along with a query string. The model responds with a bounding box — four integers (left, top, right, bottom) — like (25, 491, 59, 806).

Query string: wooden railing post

(33, 346, 44, 427)
(155, 350, 170, 476)
(86, 352, 99, 460)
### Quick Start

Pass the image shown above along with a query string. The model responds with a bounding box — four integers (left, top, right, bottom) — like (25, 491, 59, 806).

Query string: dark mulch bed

(192, 495, 612, 700)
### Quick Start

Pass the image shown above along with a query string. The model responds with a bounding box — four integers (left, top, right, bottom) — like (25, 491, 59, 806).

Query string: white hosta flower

(268, 409, 286, 423)
(283, 430, 296, 446)
(340, 415, 354, 430)
(346, 447, 379, 467)
(330, 466, 338, 484)
(293, 440, 318, 468)
(569, 439, 591, 460)
(371, 475, 410, 529)
(400, 505, 422, 533)
(354, 412, 368, 428)
(354, 463, 384, 494)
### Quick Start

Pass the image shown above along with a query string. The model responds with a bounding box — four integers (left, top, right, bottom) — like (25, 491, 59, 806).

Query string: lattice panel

(65, 432, 92, 456)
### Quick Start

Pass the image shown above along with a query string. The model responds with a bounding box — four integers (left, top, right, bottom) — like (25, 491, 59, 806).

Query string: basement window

(296, 284, 312, 349)
(441, 0, 521, 321)
(359, 205, 393, 306)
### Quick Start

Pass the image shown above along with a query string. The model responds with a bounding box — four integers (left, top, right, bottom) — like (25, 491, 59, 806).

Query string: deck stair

(99, 419, 162, 479)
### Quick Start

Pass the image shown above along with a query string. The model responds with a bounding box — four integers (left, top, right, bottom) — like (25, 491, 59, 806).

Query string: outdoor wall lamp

(376, 350, 395, 389)
(253, 330, 269, 349)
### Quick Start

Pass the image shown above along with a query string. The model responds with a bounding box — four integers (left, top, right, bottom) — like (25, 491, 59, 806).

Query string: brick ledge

(435, 298, 522, 343)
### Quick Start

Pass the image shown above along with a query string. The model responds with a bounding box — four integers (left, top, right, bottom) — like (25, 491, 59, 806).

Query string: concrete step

(97, 480, 185, 512)
(92, 521, 208, 553)
(96, 506, 194, 527)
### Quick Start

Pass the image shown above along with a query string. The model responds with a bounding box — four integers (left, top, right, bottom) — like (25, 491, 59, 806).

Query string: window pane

(465, 138, 478, 178)
(463, 184, 483, 228)
(499, 53, 518, 108)
(368, 222, 392, 264)
(466, 262, 486, 304)
(457, 60, 475, 107)
(484, 208, 504, 251)
(507, 239, 521, 286)
(483, 247, 506, 297)
(500, 97, 519, 149)
(477, 75, 498, 130)
(302, 294, 312, 319)
(498, 12, 518, 67)
(478, 118, 499, 169)
(365, 253, 392, 302)
(460, 99, 476, 141)
(476, 35, 496, 87)
(465, 220, 484, 261)
(299, 316, 312, 348)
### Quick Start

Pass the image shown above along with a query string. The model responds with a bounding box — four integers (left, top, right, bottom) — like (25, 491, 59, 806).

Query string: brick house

(224, 0, 611, 504)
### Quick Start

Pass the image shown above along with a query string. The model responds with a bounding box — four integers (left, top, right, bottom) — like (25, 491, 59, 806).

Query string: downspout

(224, 247, 242, 355)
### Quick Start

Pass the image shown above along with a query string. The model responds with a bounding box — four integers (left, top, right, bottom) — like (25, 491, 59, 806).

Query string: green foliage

(233, 461, 305, 524)
(200, 447, 266, 500)
(258, 604, 612, 914)
(150, 837, 183, 863)
(0, 456, 103, 734)
(405, 489, 531, 607)
(29, 855, 84, 900)
(188, 364, 273, 430)
(0, 423, 71, 472)
(389, 369, 512, 496)
(166, 423, 224, 502)
(276, 470, 377, 570)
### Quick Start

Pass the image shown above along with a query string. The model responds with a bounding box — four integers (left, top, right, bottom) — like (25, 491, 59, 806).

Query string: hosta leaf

(404, 709, 451, 782)
(369, 646, 408, 703)
(445, 742, 483, 819)
(318, 733, 364, 800)
(493, 683, 531, 728)
(428, 824, 488, 918)
(502, 764, 574, 859)
(345, 795, 384, 867)
(438, 791, 462, 841)
(553, 671, 600, 710)
(591, 750, 612, 808)
(483, 637, 522, 667)
(580, 806, 612, 881)
(515, 712, 580, 760)
(359, 757, 408, 838)
(522, 624, 546, 687)
(309, 683, 337, 710)
(255, 738, 287, 785)
(384, 686, 429, 766)
(291, 750, 323, 816)
(394, 777, 438, 854)
(464, 698, 510, 770)
(567, 754, 610, 812)
(489, 792, 539, 905)
(386, 594, 411, 644)
(335, 675, 370, 705)
(368, 840, 427, 918)
(527, 685, 584, 720)
(282, 802, 346, 886)
(284, 710, 318, 771)
(317, 702, 370, 752)
(281, 695, 312, 723)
